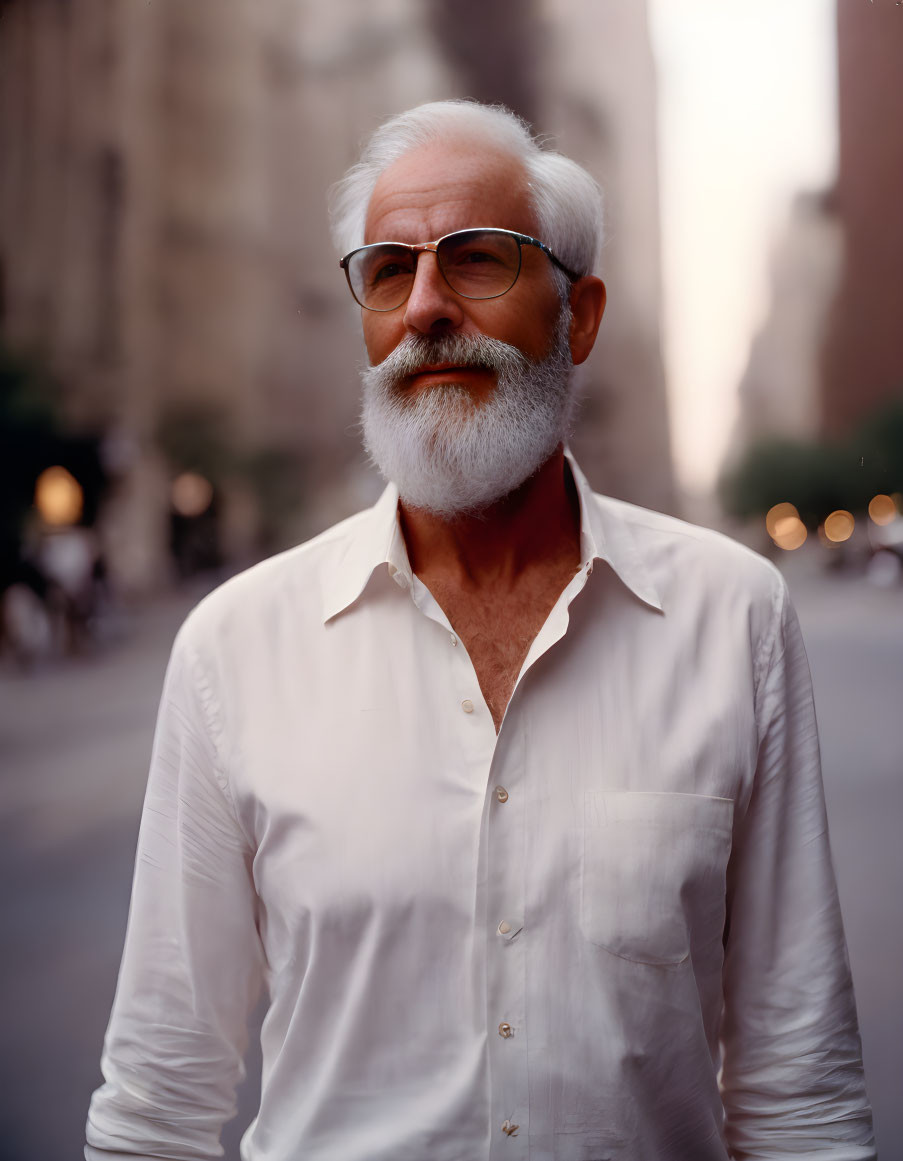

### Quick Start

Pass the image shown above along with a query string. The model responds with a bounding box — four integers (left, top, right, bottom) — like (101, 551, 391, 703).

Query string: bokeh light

(766, 503, 807, 550)
(34, 465, 83, 526)
(771, 514, 808, 551)
(766, 502, 799, 539)
(171, 472, 214, 518)
(868, 494, 897, 526)
(824, 509, 855, 543)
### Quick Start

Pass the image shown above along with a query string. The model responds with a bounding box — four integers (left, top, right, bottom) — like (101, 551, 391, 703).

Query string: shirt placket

(481, 569, 593, 1157)
(408, 574, 582, 1158)
(409, 577, 513, 1140)
(485, 724, 529, 1158)
(436, 608, 529, 1155)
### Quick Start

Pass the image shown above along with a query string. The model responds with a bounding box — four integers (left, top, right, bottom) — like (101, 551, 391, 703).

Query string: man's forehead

(363, 139, 535, 244)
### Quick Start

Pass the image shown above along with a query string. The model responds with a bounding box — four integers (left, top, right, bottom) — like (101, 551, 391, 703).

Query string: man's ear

(568, 276, 607, 366)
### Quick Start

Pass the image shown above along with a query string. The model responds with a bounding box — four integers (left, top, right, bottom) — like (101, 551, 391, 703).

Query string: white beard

(360, 309, 575, 518)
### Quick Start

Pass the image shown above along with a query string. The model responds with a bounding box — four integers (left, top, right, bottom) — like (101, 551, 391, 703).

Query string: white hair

(330, 100, 603, 280)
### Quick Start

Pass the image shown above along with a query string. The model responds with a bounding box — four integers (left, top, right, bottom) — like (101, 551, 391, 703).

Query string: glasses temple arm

(519, 235, 582, 282)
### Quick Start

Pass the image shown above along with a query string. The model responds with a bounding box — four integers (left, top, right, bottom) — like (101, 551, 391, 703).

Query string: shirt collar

(320, 482, 409, 623)
(321, 452, 662, 623)
(566, 452, 663, 612)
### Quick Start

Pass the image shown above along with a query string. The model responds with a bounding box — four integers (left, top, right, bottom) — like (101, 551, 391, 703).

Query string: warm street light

(824, 510, 855, 544)
(34, 465, 83, 526)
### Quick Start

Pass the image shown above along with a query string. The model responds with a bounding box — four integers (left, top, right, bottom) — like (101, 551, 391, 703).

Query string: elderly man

(86, 101, 874, 1161)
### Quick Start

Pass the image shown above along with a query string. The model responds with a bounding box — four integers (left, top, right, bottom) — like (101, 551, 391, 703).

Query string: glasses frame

(339, 227, 581, 312)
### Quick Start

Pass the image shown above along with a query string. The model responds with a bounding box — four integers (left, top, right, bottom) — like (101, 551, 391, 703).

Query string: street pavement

(1, 553, 900, 1160)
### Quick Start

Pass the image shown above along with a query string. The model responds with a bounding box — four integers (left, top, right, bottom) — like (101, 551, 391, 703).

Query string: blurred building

(538, 0, 673, 516)
(820, 0, 903, 436)
(0, 0, 673, 591)
(729, 1, 902, 470)
(731, 191, 842, 453)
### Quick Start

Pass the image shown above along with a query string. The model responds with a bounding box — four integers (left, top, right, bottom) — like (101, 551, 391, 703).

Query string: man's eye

(372, 262, 407, 283)
(453, 249, 502, 266)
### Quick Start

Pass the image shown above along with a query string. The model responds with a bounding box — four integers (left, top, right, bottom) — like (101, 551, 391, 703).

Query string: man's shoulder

(590, 491, 785, 609)
(177, 504, 378, 649)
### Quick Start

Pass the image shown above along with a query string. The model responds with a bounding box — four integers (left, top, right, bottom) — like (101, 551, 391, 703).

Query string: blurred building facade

(732, 191, 843, 451)
(820, 0, 903, 437)
(729, 1, 902, 470)
(1, 0, 673, 591)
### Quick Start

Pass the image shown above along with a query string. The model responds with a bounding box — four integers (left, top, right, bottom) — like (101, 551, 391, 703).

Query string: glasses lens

(348, 245, 416, 310)
(438, 230, 521, 299)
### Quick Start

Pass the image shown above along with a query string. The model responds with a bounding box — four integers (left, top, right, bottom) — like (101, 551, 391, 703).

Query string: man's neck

(398, 447, 582, 592)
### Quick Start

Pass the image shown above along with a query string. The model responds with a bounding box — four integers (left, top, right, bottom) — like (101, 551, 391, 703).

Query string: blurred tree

(0, 342, 108, 585)
(847, 397, 903, 505)
(239, 448, 307, 554)
(0, 344, 59, 580)
(155, 402, 307, 556)
(719, 438, 848, 527)
(155, 402, 236, 485)
(719, 393, 903, 525)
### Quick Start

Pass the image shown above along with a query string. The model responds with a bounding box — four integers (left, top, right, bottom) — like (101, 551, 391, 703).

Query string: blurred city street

(2, 2, 900, 1158)
(1, 552, 900, 1161)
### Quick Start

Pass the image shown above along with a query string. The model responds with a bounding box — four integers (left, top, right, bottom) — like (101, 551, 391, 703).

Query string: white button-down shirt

(86, 457, 874, 1161)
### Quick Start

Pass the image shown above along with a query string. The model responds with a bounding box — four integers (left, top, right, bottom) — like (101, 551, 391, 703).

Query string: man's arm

(720, 578, 875, 1159)
(86, 625, 264, 1161)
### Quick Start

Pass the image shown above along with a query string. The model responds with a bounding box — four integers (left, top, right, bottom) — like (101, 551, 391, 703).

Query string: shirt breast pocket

(581, 791, 734, 966)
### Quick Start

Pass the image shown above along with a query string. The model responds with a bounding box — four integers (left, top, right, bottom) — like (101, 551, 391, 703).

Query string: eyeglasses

(339, 227, 579, 312)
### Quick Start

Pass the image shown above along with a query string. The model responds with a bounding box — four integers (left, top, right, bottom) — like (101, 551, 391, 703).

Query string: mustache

(367, 333, 528, 383)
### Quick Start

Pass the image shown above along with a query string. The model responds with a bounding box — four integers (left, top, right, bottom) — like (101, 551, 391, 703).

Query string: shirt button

(461, 699, 474, 714)
(498, 1022, 513, 1038)
(495, 785, 509, 803)
(497, 920, 512, 935)
(450, 633, 458, 646)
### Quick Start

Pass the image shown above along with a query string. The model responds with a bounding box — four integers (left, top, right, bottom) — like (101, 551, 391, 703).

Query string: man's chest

(225, 583, 756, 1021)
(226, 574, 759, 854)
(210, 578, 763, 1040)
(425, 569, 580, 729)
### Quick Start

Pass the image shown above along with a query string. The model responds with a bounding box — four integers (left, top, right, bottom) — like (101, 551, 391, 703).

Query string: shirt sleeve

(85, 624, 264, 1161)
(720, 576, 875, 1160)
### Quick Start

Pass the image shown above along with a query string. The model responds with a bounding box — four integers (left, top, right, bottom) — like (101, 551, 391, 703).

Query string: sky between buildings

(649, 0, 838, 494)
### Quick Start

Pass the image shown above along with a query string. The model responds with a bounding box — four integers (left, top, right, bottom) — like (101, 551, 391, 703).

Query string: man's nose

(402, 250, 465, 334)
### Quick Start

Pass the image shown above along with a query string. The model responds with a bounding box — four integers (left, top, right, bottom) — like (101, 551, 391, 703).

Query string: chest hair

(426, 563, 579, 731)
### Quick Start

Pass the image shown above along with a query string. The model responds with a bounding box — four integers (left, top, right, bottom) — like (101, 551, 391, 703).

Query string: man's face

(361, 140, 568, 394)
(357, 137, 586, 518)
